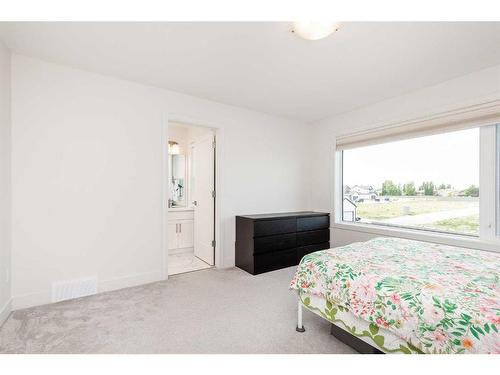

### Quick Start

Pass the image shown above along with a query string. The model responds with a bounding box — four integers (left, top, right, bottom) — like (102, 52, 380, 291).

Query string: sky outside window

(343, 128, 479, 191)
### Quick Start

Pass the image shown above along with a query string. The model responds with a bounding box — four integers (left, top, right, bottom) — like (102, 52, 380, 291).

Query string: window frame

(496, 124, 500, 236)
(333, 124, 500, 252)
(479, 125, 497, 240)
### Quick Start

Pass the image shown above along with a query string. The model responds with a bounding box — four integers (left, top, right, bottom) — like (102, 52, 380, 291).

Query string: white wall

(11, 55, 309, 309)
(0, 41, 11, 324)
(309, 64, 500, 247)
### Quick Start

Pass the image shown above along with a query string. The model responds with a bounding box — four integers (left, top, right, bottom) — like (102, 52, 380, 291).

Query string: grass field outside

(418, 215, 479, 235)
(356, 197, 478, 220)
(353, 196, 479, 235)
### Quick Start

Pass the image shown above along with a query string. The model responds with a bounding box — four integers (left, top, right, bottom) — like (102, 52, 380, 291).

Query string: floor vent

(52, 276, 98, 303)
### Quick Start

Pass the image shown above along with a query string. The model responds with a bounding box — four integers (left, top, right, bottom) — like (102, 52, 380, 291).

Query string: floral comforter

(290, 237, 500, 354)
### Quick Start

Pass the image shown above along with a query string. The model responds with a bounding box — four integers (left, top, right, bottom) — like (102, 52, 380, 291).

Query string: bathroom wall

(168, 122, 189, 155)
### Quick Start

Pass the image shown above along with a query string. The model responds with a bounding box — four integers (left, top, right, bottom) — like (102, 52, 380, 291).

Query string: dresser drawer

(254, 233, 296, 254)
(254, 218, 296, 237)
(236, 212, 330, 275)
(297, 215, 329, 232)
(297, 229, 329, 246)
(297, 242, 330, 263)
(254, 248, 297, 274)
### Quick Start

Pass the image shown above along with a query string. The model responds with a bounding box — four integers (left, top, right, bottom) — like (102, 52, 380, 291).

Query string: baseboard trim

(99, 271, 163, 294)
(11, 291, 50, 310)
(12, 270, 164, 310)
(0, 298, 12, 328)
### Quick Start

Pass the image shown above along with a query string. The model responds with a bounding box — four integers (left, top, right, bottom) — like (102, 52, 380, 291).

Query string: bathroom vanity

(167, 208, 194, 254)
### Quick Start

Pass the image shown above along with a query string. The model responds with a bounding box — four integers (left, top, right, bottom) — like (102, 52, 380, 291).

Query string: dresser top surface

(237, 211, 329, 220)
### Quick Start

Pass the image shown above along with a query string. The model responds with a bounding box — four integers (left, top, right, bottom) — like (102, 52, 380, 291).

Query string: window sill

(332, 221, 500, 253)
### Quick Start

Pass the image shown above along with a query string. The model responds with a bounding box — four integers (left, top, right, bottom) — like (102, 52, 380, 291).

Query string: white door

(192, 132, 215, 265)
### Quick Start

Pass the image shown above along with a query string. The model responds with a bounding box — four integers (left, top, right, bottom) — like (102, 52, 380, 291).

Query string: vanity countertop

(168, 206, 194, 212)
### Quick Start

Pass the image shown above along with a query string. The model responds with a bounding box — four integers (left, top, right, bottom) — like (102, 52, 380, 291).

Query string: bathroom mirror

(168, 154, 186, 207)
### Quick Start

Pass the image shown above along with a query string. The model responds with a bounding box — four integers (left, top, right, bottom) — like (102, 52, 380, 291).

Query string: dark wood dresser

(235, 211, 330, 275)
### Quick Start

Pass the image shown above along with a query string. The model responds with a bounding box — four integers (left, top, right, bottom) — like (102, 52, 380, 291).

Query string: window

(340, 126, 495, 237)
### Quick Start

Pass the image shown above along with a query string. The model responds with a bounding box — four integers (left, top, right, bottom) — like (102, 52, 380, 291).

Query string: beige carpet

(0, 267, 356, 354)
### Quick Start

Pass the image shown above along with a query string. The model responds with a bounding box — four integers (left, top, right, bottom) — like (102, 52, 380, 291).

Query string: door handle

(179, 223, 181, 233)
(192, 200, 198, 206)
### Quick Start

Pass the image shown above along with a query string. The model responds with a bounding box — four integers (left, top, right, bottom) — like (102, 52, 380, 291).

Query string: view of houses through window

(342, 128, 480, 236)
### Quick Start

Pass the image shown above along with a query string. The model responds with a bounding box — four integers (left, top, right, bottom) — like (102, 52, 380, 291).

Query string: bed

(290, 237, 500, 354)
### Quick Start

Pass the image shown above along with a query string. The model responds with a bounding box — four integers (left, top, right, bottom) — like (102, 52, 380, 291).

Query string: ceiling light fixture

(291, 21, 341, 41)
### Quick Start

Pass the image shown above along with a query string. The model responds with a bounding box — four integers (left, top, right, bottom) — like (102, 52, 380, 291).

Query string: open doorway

(167, 121, 216, 275)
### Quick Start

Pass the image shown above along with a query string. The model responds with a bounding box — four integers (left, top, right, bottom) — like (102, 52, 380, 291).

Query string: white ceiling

(0, 22, 499, 122)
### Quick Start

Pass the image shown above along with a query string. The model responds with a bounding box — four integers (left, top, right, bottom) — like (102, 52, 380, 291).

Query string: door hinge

(212, 190, 216, 198)
(211, 240, 216, 248)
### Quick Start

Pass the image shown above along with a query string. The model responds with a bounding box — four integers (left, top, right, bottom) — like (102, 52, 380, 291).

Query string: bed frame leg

(296, 298, 305, 332)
